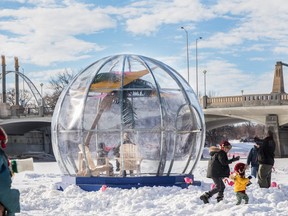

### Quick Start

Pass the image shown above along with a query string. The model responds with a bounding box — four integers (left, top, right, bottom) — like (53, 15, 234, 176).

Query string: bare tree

(205, 123, 266, 146)
(45, 69, 74, 109)
(6, 88, 33, 107)
(49, 69, 74, 96)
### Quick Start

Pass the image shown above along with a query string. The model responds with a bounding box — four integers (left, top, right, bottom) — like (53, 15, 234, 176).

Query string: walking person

(255, 130, 276, 188)
(0, 127, 20, 215)
(246, 137, 261, 178)
(200, 140, 240, 204)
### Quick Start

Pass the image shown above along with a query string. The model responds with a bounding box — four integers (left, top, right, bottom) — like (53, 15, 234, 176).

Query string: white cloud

(123, 0, 210, 35)
(196, 59, 273, 96)
(1, 0, 288, 99)
(0, 2, 115, 65)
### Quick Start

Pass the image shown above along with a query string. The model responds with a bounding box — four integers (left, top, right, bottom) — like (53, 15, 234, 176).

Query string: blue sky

(1, 0, 288, 97)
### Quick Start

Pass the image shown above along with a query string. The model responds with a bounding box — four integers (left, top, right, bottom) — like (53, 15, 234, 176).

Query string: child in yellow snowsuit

(230, 162, 251, 205)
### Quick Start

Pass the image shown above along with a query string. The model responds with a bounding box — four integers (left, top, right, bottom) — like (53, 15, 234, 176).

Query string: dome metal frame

(52, 54, 205, 190)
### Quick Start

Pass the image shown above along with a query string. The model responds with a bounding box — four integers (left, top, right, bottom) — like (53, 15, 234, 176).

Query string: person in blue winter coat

(0, 127, 20, 216)
(200, 140, 240, 204)
(246, 137, 261, 178)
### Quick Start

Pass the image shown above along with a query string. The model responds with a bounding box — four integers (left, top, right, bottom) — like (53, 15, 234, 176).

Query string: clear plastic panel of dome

(51, 54, 205, 177)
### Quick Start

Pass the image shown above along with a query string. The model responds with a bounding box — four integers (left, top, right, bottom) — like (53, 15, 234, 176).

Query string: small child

(230, 162, 251, 205)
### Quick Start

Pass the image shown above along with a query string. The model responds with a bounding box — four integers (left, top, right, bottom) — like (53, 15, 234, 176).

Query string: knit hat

(234, 162, 246, 176)
(0, 127, 8, 149)
(220, 140, 232, 150)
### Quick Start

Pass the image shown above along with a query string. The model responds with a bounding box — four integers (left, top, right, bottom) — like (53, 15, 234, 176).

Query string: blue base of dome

(56, 174, 201, 191)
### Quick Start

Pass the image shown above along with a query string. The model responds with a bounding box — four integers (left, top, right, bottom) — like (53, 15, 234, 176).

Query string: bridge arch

(204, 114, 250, 130)
(1, 70, 44, 107)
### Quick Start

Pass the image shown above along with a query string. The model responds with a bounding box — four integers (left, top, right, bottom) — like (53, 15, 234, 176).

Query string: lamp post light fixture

(181, 27, 190, 84)
(203, 70, 207, 96)
(196, 36, 202, 97)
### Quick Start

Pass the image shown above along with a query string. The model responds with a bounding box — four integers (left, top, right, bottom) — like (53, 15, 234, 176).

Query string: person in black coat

(255, 130, 276, 188)
(200, 140, 240, 204)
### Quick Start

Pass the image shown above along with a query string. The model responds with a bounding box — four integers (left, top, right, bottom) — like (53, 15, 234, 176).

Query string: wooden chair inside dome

(117, 143, 142, 176)
(77, 144, 113, 176)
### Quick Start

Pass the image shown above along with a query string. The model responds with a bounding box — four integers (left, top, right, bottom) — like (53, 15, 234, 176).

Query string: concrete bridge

(199, 61, 288, 157)
(200, 93, 288, 157)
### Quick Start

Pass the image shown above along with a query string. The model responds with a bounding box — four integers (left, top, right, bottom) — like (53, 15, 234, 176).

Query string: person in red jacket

(200, 140, 240, 204)
(0, 126, 20, 215)
(0, 126, 7, 149)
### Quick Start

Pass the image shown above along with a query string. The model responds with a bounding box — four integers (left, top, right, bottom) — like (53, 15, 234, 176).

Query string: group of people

(200, 130, 276, 205)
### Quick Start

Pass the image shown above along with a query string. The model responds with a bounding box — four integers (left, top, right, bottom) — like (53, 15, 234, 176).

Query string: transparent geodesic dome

(51, 54, 205, 177)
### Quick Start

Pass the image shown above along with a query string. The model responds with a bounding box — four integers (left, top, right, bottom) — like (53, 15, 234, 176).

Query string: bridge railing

(200, 93, 288, 108)
(0, 104, 53, 118)
(14, 106, 54, 117)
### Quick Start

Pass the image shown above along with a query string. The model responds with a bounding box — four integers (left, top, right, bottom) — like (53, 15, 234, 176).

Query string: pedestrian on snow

(246, 137, 261, 178)
(255, 130, 276, 188)
(200, 140, 240, 204)
(229, 162, 252, 205)
(0, 127, 20, 215)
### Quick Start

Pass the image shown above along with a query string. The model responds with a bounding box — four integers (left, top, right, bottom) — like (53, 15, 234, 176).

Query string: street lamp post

(181, 27, 190, 84)
(203, 70, 207, 109)
(203, 70, 207, 96)
(40, 83, 44, 116)
(40, 83, 44, 105)
(21, 68, 25, 92)
(241, 90, 244, 106)
(196, 36, 202, 97)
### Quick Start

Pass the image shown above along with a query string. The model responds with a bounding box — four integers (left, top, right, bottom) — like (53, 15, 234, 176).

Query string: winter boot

(200, 192, 210, 204)
(216, 192, 224, 202)
(216, 196, 224, 202)
(122, 170, 127, 177)
(216, 191, 224, 202)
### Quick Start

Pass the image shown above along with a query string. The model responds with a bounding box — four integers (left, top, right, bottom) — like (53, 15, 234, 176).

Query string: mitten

(232, 155, 240, 161)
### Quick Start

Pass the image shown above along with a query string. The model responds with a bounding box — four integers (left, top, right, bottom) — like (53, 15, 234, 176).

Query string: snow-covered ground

(12, 141, 288, 216)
